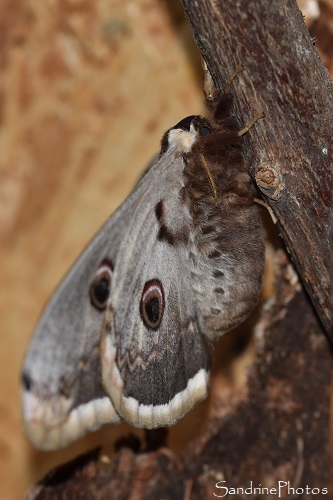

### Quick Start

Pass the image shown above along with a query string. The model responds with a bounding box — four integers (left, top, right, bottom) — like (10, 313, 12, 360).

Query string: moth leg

(202, 60, 246, 99)
(196, 62, 219, 203)
(205, 61, 265, 135)
(254, 197, 278, 224)
(238, 111, 265, 136)
(199, 152, 217, 203)
(225, 64, 246, 93)
(184, 479, 194, 500)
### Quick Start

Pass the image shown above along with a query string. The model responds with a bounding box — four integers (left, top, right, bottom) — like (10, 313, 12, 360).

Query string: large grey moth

(21, 83, 265, 450)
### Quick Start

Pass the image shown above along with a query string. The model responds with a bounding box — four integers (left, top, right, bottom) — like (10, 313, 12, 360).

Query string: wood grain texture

(181, 0, 333, 337)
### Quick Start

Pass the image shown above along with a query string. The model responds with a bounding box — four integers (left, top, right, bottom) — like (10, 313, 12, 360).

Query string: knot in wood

(255, 163, 284, 200)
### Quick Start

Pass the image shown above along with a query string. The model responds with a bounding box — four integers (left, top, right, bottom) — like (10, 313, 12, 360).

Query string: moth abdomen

(180, 94, 265, 341)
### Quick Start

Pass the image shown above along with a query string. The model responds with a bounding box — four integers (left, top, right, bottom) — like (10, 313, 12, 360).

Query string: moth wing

(21, 159, 161, 450)
(101, 154, 211, 428)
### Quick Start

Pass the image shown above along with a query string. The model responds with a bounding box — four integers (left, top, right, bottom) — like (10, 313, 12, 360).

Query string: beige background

(0, 0, 327, 498)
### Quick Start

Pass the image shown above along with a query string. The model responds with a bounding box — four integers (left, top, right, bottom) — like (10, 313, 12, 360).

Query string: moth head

(89, 259, 114, 310)
(160, 116, 213, 156)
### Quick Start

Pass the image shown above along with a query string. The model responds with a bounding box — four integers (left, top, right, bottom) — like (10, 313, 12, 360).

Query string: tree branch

(181, 0, 333, 338)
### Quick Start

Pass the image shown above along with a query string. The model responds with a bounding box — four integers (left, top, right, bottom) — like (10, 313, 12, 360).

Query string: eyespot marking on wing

(90, 259, 114, 310)
(140, 279, 164, 330)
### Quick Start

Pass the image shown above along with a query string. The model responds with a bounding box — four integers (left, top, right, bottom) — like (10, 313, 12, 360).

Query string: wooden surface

(0, 0, 331, 498)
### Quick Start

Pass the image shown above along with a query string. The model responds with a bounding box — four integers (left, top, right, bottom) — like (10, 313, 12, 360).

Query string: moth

(21, 85, 265, 450)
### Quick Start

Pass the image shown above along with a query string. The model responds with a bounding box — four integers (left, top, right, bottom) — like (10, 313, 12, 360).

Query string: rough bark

(181, 0, 333, 338)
